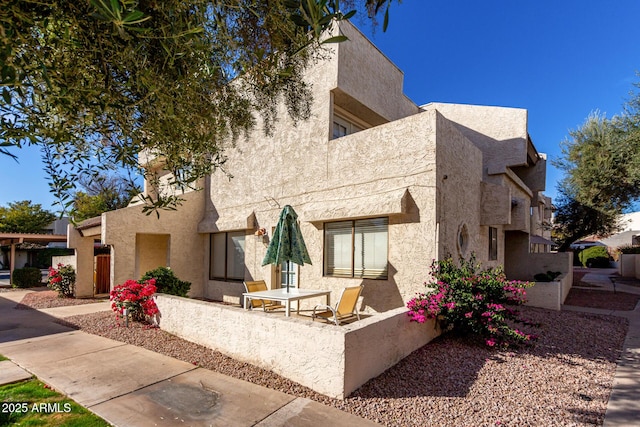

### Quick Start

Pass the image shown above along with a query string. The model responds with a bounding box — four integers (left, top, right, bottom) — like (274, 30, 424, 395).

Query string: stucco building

(72, 22, 566, 309)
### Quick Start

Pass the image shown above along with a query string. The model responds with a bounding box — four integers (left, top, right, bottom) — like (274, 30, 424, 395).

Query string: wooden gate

(95, 254, 111, 295)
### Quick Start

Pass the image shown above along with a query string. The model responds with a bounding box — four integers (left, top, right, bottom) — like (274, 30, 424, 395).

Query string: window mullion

(351, 220, 355, 278)
(224, 232, 228, 281)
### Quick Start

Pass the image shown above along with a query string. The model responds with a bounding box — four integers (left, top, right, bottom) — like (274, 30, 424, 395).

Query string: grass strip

(0, 377, 109, 426)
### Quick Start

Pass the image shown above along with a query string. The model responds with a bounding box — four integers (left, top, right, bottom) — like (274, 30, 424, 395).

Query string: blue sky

(1, 0, 639, 212)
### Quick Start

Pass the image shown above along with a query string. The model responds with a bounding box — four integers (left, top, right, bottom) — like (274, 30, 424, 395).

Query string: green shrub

(12, 267, 43, 288)
(407, 256, 538, 348)
(533, 271, 562, 282)
(578, 246, 610, 268)
(140, 266, 191, 297)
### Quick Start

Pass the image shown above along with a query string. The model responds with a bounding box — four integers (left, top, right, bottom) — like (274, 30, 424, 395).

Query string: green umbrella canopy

(262, 205, 312, 267)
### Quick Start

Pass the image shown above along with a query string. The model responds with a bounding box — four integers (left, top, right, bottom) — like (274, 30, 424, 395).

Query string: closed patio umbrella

(262, 205, 312, 292)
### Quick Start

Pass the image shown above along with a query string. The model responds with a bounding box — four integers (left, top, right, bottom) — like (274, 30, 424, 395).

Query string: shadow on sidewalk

(0, 294, 75, 344)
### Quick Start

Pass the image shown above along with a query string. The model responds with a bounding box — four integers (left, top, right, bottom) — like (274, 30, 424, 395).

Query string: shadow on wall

(362, 191, 421, 312)
(360, 263, 405, 312)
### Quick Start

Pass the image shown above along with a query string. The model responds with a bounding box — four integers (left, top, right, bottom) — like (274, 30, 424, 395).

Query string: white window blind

(324, 218, 388, 279)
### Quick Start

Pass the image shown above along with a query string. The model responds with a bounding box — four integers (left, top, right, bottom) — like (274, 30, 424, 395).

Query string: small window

(489, 227, 498, 261)
(324, 218, 388, 279)
(332, 114, 363, 139)
(209, 231, 246, 281)
(333, 122, 347, 139)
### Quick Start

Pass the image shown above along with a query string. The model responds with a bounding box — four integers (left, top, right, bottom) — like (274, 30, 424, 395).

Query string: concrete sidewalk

(562, 268, 640, 427)
(0, 290, 378, 426)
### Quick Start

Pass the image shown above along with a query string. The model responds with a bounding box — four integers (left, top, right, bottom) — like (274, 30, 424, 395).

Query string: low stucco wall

(154, 294, 439, 399)
(506, 252, 573, 311)
(524, 273, 572, 311)
(619, 254, 638, 278)
(508, 252, 573, 281)
(51, 255, 76, 269)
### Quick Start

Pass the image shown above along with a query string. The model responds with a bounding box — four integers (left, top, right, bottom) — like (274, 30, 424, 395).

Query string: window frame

(323, 217, 389, 280)
(209, 231, 246, 282)
(488, 227, 498, 261)
(331, 111, 366, 140)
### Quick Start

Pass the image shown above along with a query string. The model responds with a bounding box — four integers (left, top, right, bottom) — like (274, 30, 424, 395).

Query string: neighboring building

(598, 211, 640, 249)
(0, 217, 70, 272)
(72, 21, 569, 307)
(570, 211, 640, 252)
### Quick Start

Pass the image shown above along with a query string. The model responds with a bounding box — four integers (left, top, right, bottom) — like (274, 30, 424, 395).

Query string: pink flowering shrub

(407, 256, 538, 348)
(47, 263, 76, 297)
(110, 279, 159, 322)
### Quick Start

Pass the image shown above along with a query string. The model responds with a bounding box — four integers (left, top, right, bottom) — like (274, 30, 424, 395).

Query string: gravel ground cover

(11, 288, 106, 309)
(49, 301, 628, 427)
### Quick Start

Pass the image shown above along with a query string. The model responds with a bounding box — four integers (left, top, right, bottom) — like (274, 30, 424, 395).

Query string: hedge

(578, 246, 610, 268)
(12, 267, 43, 288)
(140, 266, 191, 297)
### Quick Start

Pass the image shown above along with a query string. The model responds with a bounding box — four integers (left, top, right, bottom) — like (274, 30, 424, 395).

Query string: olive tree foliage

(73, 174, 141, 222)
(0, 0, 395, 215)
(555, 111, 640, 213)
(0, 200, 57, 233)
(552, 77, 640, 249)
(551, 185, 620, 252)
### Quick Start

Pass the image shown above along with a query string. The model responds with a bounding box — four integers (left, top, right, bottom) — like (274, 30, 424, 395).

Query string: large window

(209, 231, 246, 281)
(324, 218, 388, 279)
(489, 227, 498, 261)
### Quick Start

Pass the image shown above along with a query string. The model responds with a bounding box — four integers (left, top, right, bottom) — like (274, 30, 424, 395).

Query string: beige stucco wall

(51, 255, 76, 269)
(108, 21, 558, 315)
(503, 249, 573, 310)
(203, 105, 442, 310)
(423, 103, 529, 175)
(504, 183, 532, 233)
(480, 182, 511, 226)
(336, 22, 418, 123)
(434, 111, 487, 264)
(135, 233, 169, 279)
(619, 254, 637, 277)
(524, 273, 572, 311)
(200, 98, 552, 309)
(513, 155, 547, 194)
(103, 191, 205, 295)
(67, 225, 96, 298)
(154, 294, 440, 399)
(506, 250, 573, 282)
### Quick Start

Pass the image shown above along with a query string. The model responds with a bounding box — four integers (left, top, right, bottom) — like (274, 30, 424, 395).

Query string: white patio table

(242, 288, 331, 317)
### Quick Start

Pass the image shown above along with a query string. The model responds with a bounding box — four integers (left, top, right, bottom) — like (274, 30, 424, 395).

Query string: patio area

(194, 296, 372, 324)
(153, 293, 440, 399)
